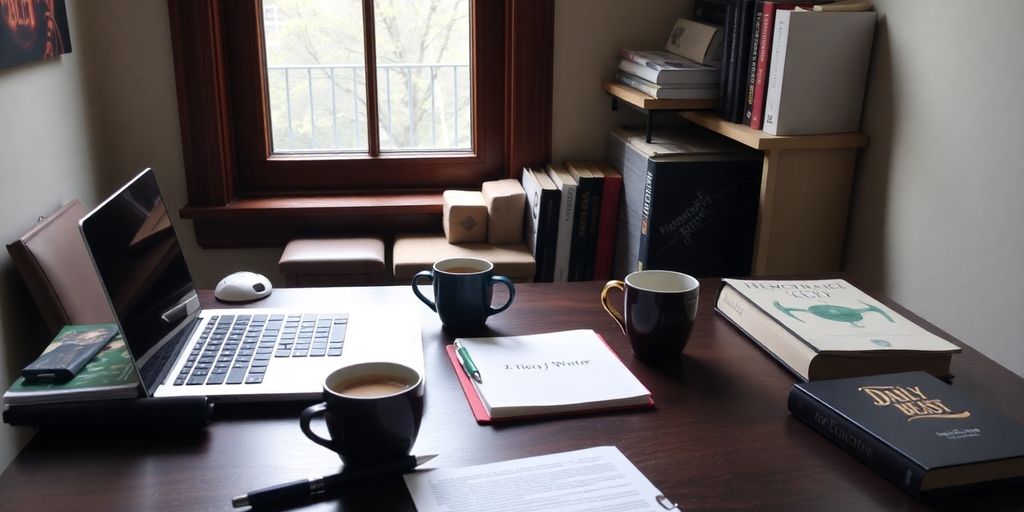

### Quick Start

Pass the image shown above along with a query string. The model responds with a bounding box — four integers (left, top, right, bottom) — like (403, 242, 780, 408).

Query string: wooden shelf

(602, 81, 716, 110)
(679, 111, 869, 151)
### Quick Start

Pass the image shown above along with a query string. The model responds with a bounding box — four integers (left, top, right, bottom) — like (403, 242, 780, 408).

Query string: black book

(729, 0, 757, 123)
(521, 167, 560, 282)
(695, 0, 728, 25)
(716, 0, 740, 120)
(607, 127, 761, 278)
(566, 162, 603, 281)
(789, 372, 1024, 498)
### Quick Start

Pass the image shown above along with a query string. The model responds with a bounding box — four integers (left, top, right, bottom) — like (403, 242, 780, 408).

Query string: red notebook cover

(445, 333, 654, 425)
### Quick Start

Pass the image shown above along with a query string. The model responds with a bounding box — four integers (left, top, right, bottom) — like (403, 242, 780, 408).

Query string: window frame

(167, 0, 552, 247)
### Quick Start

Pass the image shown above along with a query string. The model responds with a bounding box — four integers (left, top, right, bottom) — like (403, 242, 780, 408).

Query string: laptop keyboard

(172, 313, 348, 386)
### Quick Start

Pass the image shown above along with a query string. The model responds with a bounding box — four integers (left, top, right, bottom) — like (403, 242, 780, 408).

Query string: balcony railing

(266, 63, 471, 153)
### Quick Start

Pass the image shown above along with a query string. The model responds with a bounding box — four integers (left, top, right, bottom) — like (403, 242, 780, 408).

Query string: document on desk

(403, 446, 680, 511)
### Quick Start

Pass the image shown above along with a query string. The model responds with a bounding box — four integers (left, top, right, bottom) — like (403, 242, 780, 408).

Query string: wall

(0, 1, 105, 474)
(844, 0, 1024, 377)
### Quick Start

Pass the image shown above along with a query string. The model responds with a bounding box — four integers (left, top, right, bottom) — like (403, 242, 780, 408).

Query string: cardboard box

(443, 190, 488, 243)
(481, 179, 525, 245)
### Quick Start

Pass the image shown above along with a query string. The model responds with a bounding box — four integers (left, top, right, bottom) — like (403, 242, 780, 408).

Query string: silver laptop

(79, 169, 423, 402)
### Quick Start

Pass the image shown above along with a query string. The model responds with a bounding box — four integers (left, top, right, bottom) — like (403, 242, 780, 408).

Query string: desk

(1, 281, 1022, 511)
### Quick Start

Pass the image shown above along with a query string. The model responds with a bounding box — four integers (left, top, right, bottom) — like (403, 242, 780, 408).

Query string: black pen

(231, 453, 437, 509)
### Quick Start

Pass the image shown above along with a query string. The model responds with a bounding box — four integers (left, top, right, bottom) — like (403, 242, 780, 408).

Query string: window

(167, 0, 552, 246)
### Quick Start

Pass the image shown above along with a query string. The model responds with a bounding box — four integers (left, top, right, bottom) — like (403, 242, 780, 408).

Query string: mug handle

(487, 276, 516, 316)
(299, 402, 335, 451)
(601, 280, 627, 334)
(411, 270, 437, 312)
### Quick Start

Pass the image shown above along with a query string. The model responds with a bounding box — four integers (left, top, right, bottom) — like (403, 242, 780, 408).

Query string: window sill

(179, 193, 443, 248)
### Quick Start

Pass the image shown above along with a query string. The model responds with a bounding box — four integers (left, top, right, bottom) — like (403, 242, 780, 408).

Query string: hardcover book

(566, 162, 603, 281)
(748, 2, 819, 129)
(521, 167, 560, 282)
(446, 330, 652, 423)
(762, 10, 876, 135)
(715, 278, 962, 381)
(614, 71, 719, 100)
(789, 371, 1024, 496)
(545, 164, 578, 283)
(664, 18, 725, 66)
(607, 127, 761, 279)
(591, 162, 623, 281)
(4, 333, 139, 406)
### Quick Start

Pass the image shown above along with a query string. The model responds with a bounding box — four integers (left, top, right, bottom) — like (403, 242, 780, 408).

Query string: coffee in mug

(411, 257, 515, 332)
(601, 270, 700, 363)
(300, 362, 424, 467)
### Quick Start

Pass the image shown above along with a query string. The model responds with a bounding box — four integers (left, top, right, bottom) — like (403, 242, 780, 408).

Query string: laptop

(79, 168, 423, 402)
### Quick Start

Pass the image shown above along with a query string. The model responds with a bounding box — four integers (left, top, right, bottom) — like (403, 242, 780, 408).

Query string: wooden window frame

(167, 0, 553, 247)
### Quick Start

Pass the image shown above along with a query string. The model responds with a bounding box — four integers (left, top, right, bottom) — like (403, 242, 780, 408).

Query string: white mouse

(214, 271, 273, 302)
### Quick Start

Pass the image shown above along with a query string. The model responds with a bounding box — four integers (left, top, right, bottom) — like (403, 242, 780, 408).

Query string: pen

(454, 341, 482, 384)
(231, 453, 437, 509)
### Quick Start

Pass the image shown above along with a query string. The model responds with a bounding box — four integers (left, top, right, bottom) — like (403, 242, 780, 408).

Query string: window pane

(374, 0, 471, 152)
(262, 0, 367, 153)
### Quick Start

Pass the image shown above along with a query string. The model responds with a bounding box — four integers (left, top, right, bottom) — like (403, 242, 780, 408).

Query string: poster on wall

(0, 0, 72, 70)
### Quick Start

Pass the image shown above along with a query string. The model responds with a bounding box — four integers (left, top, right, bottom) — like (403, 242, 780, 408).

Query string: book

(544, 164, 578, 283)
(695, 0, 729, 24)
(446, 330, 653, 423)
(749, 2, 819, 129)
(664, 18, 725, 67)
(520, 167, 560, 283)
(740, 4, 763, 124)
(614, 71, 719, 99)
(762, 10, 877, 135)
(591, 162, 623, 281)
(3, 333, 139, 406)
(788, 371, 1024, 497)
(728, 0, 757, 123)
(21, 324, 119, 382)
(617, 50, 720, 85)
(715, 278, 963, 381)
(566, 162, 603, 281)
(606, 127, 761, 279)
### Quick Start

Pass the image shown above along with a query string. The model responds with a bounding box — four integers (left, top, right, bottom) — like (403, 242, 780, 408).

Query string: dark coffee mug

(300, 362, 424, 467)
(601, 270, 700, 363)
(411, 257, 515, 331)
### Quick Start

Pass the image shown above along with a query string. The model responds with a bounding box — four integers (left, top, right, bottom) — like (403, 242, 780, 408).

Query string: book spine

(729, 0, 757, 123)
(787, 386, 928, 497)
(617, 59, 660, 85)
(762, 9, 791, 134)
(569, 175, 601, 281)
(717, 0, 740, 120)
(592, 170, 622, 281)
(537, 188, 560, 282)
(742, 6, 763, 125)
(550, 175, 576, 283)
(637, 164, 656, 271)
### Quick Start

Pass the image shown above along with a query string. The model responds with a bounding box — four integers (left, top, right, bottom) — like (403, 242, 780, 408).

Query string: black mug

(601, 270, 700, 363)
(411, 257, 515, 331)
(300, 362, 424, 467)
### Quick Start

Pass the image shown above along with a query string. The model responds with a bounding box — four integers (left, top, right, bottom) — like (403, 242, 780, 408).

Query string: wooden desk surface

(1, 281, 1022, 511)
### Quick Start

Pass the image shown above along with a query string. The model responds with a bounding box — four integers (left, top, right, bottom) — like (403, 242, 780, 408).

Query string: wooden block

(481, 179, 526, 245)
(442, 190, 488, 243)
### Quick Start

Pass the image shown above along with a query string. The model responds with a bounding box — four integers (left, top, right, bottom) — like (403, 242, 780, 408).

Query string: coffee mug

(411, 257, 515, 331)
(601, 270, 700, 363)
(300, 362, 424, 467)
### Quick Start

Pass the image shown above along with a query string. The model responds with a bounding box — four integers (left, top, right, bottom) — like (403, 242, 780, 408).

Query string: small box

(443, 190, 488, 243)
(481, 179, 526, 245)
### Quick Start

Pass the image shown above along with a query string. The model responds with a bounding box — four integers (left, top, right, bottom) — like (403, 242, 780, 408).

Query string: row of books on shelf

(614, 1, 877, 135)
(521, 162, 622, 283)
(708, 0, 876, 134)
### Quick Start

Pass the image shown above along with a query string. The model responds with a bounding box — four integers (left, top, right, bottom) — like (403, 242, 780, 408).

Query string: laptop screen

(80, 169, 197, 392)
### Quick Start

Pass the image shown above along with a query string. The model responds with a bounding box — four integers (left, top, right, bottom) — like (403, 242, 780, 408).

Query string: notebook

(79, 168, 423, 402)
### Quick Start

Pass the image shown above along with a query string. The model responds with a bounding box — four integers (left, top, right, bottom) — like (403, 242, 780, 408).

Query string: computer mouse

(214, 271, 273, 302)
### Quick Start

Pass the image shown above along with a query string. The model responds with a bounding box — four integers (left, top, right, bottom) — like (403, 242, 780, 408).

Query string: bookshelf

(604, 82, 869, 276)
(602, 81, 716, 143)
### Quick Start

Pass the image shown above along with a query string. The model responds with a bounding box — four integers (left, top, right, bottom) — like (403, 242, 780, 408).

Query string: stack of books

(615, 18, 723, 100)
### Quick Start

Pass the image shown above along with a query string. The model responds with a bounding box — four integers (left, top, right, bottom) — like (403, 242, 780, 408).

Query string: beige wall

(845, 0, 1024, 377)
(1, 0, 1022, 474)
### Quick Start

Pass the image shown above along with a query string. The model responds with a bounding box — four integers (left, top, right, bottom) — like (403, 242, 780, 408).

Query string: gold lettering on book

(859, 385, 970, 422)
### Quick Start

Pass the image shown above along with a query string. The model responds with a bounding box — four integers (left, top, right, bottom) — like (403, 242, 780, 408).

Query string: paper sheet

(403, 446, 680, 512)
